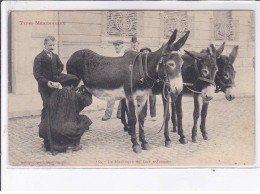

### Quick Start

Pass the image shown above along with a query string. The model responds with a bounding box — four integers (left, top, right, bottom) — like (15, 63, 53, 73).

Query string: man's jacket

(33, 50, 64, 94)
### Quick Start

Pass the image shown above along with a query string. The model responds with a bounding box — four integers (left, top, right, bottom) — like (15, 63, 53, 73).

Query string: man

(102, 40, 124, 121)
(124, 36, 139, 53)
(113, 40, 124, 57)
(140, 47, 157, 121)
(33, 35, 64, 121)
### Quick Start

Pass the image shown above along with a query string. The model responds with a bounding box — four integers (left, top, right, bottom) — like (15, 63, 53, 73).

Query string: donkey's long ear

(166, 29, 178, 49)
(215, 42, 225, 58)
(171, 31, 190, 51)
(210, 44, 216, 53)
(184, 50, 200, 61)
(229, 45, 239, 64)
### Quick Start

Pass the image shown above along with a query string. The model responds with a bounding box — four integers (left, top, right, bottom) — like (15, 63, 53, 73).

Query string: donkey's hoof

(165, 140, 172, 148)
(128, 131, 131, 135)
(172, 128, 177, 133)
(192, 137, 197, 143)
(202, 134, 208, 140)
(133, 145, 142, 153)
(141, 143, 151, 150)
(179, 137, 188, 144)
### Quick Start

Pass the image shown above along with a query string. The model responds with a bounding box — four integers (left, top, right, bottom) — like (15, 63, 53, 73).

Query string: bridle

(184, 56, 217, 94)
(193, 59, 216, 85)
(155, 50, 179, 101)
(130, 49, 181, 100)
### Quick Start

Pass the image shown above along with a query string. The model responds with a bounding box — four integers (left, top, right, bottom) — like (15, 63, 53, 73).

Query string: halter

(130, 49, 180, 101)
(156, 50, 185, 101)
(215, 73, 235, 93)
(192, 59, 216, 86)
(184, 57, 216, 94)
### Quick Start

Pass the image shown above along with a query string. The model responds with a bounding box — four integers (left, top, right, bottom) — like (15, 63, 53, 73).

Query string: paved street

(8, 95, 255, 167)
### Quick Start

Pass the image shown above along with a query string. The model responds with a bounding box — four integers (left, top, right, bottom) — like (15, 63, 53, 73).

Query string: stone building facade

(8, 11, 255, 117)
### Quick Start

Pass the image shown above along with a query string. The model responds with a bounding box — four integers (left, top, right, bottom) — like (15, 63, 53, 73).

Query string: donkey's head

(212, 45, 238, 101)
(185, 42, 225, 102)
(157, 29, 190, 97)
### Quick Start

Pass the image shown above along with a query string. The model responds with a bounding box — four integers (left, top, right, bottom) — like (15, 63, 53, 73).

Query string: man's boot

(102, 100, 115, 121)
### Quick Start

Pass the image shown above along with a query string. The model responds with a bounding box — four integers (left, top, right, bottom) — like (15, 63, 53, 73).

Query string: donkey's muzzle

(170, 76, 183, 97)
(201, 85, 215, 102)
(225, 87, 236, 101)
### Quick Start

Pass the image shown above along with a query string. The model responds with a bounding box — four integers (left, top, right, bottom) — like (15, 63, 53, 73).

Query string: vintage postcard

(6, 10, 255, 167)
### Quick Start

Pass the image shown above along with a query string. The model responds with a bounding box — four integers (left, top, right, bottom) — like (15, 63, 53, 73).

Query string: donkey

(180, 44, 238, 142)
(66, 30, 190, 153)
(171, 43, 238, 143)
(122, 43, 226, 148)
(211, 45, 238, 101)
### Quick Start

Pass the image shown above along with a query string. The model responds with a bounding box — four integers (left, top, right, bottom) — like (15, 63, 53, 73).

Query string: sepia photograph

(6, 10, 255, 167)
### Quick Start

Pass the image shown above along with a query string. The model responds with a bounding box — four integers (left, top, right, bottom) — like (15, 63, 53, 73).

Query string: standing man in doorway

(33, 35, 64, 121)
(102, 40, 124, 121)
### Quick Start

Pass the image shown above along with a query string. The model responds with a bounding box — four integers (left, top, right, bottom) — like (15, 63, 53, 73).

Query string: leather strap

(137, 54, 145, 83)
(144, 54, 148, 77)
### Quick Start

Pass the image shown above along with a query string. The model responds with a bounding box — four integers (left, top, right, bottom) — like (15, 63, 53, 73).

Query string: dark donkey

(210, 44, 238, 101)
(182, 44, 238, 142)
(66, 30, 190, 153)
(171, 43, 235, 143)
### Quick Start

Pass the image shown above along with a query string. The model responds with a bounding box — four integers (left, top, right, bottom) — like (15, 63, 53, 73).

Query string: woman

(39, 74, 92, 155)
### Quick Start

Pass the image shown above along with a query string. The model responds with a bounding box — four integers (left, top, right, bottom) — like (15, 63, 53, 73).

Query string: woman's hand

(48, 81, 62, 89)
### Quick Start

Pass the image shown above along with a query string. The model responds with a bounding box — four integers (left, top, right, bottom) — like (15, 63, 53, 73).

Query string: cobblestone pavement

(8, 96, 255, 167)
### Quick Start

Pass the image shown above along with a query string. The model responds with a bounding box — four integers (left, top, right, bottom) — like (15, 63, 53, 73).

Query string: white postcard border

(1, 0, 260, 190)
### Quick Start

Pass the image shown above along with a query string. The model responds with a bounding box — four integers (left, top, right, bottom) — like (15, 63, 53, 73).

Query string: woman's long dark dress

(39, 87, 92, 152)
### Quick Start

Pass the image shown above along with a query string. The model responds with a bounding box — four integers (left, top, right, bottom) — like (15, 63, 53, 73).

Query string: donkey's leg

(171, 94, 177, 133)
(192, 93, 200, 143)
(162, 94, 171, 148)
(200, 102, 209, 140)
(175, 92, 188, 144)
(125, 93, 141, 153)
(138, 98, 151, 150)
(120, 99, 129, 132)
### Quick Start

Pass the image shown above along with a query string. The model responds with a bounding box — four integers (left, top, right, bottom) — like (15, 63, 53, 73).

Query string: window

(162, 11, 193, 39)
(212, 11, 238, 41)
(106, 11, 143, 37)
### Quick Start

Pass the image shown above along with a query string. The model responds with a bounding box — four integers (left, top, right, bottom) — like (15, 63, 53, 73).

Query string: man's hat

(131, 36, 138, 43)
(113, 40, 124, 45)
(140, 47, 152, 53)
